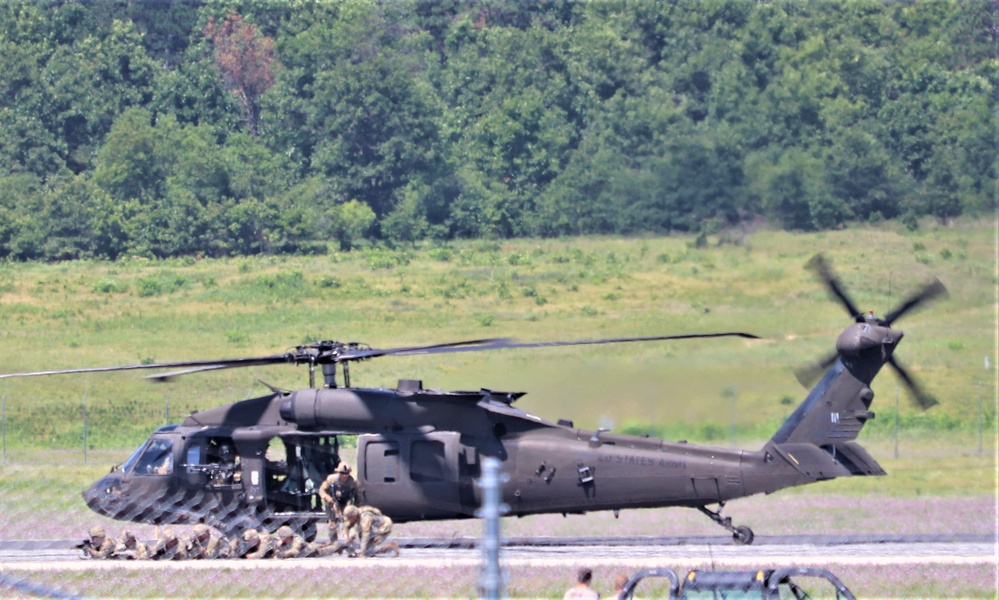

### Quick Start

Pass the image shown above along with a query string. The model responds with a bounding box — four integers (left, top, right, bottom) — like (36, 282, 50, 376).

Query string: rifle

(74, 539, 95, 559)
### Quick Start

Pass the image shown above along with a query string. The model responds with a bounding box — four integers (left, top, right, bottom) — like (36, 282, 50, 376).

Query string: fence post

(2, 393, 6, 465)
(477, 456, 508, 600)
(82, 391, 88, 465)
(893, 386, 899, 459)
(977, 382, 983, 456)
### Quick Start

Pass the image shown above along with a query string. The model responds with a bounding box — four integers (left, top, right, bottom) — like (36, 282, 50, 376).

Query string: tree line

(0, 0, 994, 260)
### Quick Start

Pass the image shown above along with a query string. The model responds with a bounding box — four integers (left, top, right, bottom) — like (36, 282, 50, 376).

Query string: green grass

(0, 219, 994, 456)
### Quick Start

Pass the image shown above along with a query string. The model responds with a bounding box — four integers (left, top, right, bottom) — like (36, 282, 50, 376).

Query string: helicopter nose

(82, 475, 124, 518)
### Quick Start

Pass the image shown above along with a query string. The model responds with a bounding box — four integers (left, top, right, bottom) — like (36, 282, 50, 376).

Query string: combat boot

(375, 540, 399, 557)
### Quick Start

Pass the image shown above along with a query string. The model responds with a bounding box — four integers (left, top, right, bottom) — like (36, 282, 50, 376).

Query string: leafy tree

(331, 199, 376, 251)
(203, 10, 278, 135)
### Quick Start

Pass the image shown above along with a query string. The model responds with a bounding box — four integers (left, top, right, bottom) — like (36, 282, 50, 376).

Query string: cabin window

(411, 440, 446, 482)
(364, 441, 400, 483)
(135, 439, 174, 475)
(185, 442, 203, 470)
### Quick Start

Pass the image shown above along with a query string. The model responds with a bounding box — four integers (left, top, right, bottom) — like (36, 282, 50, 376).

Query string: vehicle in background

(620, 567, 857, 600)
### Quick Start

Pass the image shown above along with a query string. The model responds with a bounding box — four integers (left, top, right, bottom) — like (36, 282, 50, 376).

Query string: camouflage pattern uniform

(272, 525, 306, 559)
(113, 530, 148, 560)
(149, 528, 188, 560)
(230, 528, 274, 559)
(343, 505, 399, 558)
(82, 526, 116, 559)
(188, 524, 227, 559)
(318, 463, 357, 539)
(303, 539, 350, 557)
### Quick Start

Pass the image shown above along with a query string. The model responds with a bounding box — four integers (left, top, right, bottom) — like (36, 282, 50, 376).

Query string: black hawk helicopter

(0, 255, 945, 544)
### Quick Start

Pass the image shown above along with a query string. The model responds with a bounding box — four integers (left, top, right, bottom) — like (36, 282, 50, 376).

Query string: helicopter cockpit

(135, 439, 174, 475)
(115, 426, 181, 477)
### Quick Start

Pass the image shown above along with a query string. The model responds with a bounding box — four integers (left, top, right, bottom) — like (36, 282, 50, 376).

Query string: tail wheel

(733, 525, 754, 545)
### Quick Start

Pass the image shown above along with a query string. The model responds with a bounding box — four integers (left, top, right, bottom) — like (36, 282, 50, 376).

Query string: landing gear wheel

(732, 525, 754, 545)
(696, 503, 755, 545)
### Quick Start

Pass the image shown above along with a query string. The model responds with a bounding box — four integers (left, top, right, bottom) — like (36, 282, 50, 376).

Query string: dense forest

(0, 0, 994, 260)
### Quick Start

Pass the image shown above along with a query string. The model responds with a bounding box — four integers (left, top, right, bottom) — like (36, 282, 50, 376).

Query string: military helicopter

(0, 255, 945, 544)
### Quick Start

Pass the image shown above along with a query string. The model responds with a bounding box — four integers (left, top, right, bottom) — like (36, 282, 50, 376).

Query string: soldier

(112, 530, 148, 560)
(342, 505, 399, 558)
(230, 528, 274, 559)
(149, 528, 188, 560)
(272, 525, 306, 559)
(188, 524, 226, 559)
(79, 526, 116, 559)
(302, 538, 350, 558)
(318, 463, 357, 541)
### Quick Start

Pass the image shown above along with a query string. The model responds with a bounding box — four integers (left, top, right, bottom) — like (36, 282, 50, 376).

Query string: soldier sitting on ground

(149, 528, 188, 560)
(112, 530, 148, 560)
(78, 526, 116, 559)
(272, 525, 306, 559)
(187, 524, 226, 559)
(342, 505, 399, 558)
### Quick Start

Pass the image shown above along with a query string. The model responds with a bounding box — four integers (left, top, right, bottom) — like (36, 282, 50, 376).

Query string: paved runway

(1, 535, 994, 570)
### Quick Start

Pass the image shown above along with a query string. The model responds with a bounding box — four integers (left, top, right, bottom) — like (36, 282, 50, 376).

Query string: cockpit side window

(135, 439, 174, 475)
(121, 442, 148, 474)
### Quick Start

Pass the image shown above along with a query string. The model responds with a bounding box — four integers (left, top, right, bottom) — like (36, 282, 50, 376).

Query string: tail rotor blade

(882, 278, 948, 326)
(806, 254, 864, 321)
(888, 356, 938, 409)
(794, 351, 839, 388)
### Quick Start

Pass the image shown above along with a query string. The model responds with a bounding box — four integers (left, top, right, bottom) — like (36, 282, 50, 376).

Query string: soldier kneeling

(342, 505, 399, 558)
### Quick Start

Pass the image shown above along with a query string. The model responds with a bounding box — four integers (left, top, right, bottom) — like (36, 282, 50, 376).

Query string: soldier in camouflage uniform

(112, 530, 148, 560)
(230, 528, 274, 559)
(80, 526, 116, 559)
(188, 524, 227, 559)
(318, 463, 357, 541)
(342, 505, 399, 558)
(149, 528, 188, 560)
(272, 525, 306, 559)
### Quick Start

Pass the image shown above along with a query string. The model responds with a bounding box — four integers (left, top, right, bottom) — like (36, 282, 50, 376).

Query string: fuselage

(83, 380, 839, 531)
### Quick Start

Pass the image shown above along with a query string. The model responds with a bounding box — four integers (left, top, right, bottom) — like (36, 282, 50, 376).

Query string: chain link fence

(0, 393, 995, 598)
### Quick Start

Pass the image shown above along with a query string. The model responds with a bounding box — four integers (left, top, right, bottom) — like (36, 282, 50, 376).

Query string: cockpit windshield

(133, 439, 175, 475)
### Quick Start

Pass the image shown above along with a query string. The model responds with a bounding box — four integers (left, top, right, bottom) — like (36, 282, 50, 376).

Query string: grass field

(0, 219, 996, 598)
(0, 218, 994, 450)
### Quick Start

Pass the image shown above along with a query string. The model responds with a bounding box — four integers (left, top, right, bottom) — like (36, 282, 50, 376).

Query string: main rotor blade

(333, 339, 508, 362)
(0, 332, 760, 382)
(882, 278, 948, 326)
(888, 356, 938, 409)
(0, 355, 292, 380)
(806, 254, 863, 321)
(391, 332, 761, 356)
